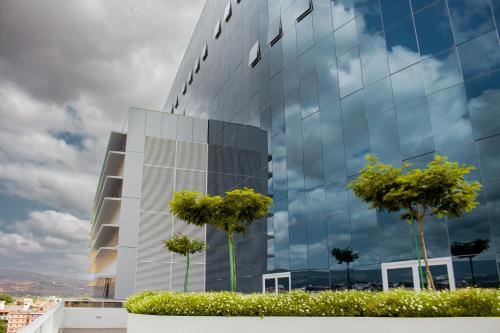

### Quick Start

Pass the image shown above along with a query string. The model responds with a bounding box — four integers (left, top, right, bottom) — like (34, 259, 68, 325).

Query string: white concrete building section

(89, 107, 210, 299)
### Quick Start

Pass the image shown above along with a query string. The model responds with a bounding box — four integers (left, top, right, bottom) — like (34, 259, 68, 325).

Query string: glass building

(163, 0, 500, 291)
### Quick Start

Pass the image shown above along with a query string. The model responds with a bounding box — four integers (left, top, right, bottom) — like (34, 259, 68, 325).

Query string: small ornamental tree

(451, 238, 490, 286)
(164, 233, 206, 292)
(348, 155, 481, 290)
(170, 188, 272, 292)
(331, 247, 359, 289)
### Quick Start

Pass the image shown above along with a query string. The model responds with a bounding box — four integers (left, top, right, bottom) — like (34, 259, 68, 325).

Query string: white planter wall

(63, 308, 127, 329)
(128, 313, 500, 333)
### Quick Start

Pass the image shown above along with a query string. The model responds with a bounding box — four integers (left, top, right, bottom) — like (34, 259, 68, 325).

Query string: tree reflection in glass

(331, 246, 359, 289)
(451, 238, 490, 286)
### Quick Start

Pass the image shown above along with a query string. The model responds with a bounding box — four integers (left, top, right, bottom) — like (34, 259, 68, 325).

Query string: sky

(0, 0, 205, 279)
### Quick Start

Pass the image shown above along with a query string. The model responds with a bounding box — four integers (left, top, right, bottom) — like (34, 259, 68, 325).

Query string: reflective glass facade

(164, 0, 500, 291)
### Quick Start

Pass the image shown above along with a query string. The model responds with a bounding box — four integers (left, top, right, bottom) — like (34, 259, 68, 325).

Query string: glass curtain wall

(164, 0, 500, 291)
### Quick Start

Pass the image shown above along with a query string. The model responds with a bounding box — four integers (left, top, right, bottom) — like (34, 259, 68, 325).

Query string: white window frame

(262, 272, 291, 294)
(381, 256, 456, 292)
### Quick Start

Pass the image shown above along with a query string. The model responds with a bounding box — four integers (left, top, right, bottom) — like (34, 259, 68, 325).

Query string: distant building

(6, 312, 42, 333)
(22, 299, 32, 312)
(89, 108, 267, 299)
(0, 309, 11, 320)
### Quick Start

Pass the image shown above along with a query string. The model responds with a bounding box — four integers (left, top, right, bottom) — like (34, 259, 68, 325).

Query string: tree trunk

(417, 215, 436, 290)
(346, 263, 351, 290)
(228, 232, 237, 292)
(469, 257, 476, 286)
(184, 253, 190, 292)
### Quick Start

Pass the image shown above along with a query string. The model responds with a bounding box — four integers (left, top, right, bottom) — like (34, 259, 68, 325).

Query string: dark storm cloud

(0, 0, 204, 278)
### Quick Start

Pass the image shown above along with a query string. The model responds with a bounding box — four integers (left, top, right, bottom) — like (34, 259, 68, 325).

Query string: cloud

(17, 210, 90, 241)
(0, 0, 204, 217)
(0, 231, 43, 253)
(0, 0, 204, 278)
(0, 210, 90, 278)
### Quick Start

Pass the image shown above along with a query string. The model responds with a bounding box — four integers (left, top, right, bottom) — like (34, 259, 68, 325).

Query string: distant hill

(0, 268, 91, 297)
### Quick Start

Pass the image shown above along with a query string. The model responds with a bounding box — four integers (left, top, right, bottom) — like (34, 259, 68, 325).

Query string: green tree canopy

(331, 247, 359, 289)
(164, 234, 206, 292)
(348, 155, 481, 290)
(169, 188, 272, 291)
(164, 234, 206, 257)
(331, 247, 359, 265)
(451, 239, 490, 286)
(0, 294, 13, 304)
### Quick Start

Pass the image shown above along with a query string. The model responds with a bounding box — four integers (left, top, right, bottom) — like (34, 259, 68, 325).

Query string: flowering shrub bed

(125, 288, 500, 317)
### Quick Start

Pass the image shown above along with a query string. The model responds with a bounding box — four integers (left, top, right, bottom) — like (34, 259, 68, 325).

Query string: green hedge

(125, 288, 500, 317)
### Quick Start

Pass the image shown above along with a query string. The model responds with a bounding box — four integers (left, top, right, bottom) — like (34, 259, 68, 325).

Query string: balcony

(88, 247, 117, 274)
(19, 300, 126, 333)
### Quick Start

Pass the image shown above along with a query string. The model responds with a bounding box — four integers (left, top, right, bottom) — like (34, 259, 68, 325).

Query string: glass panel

(277, 277, 290, 292)
(306, 187, 329, 269)
(414, 0, 455, 56)
(325, 180, 349, 216)
(343, 120, 370, 176)
(302, 112, 322, 145)
(317, 63, 340, 107)
(458, 31, 500, 81)
(411, 0, 439, 11)
(298, 47, 316, 78)
(355, 0, 383, 35)
(364, 77, 394, 117)
(350, 209, 380, 266)
(477, 135, 500, 182)
(270, 40, 283, 78)
(338, 47, 364, 98)
(380, 0, 411, 28)
(320, 100, 342, 137)
(453, 255, 500, 288)
(282, 25, 298, 66)
(303, 142, 324, 189)
(273, 200, 290, 270)
(425, 265, 449, 290)
(427, 84, 473, 151)
(331, 0, 355, 30)
(312, 0, 333, 41)
(286, 121, 303, 155)
(296, 0, 313, 21)
(268, 18, 283, 46)
(368, 109, 401, 163)
(296, 15, 314, 55)
(395, 97, 435, 159)
(391, 63, 426, 106)
(315, 33, 336, 68)
(334, 19, 358, 56)
(378, 211, 414, 262)
(448, 0, 495, 44)
(387, 267, 414, 289)
(300, 71, 320, 118)
(485, 180, 500, 250)
(465, 69, 500, 140)
(359, 32, 390, 85)
(352, 265, 383, 290)
(249, 41, 261, 67)
(422, 48, 462, 95)
(287, 153, 305, 196)
(341, 89, 365, 127)
(264, 278, 276, 293)
(284, 60, 299, 90)
(322, 128, 347, 183)
(284, 83, 301, 126)
(385, 17, 420, 74)
(288, 192, 309, 270)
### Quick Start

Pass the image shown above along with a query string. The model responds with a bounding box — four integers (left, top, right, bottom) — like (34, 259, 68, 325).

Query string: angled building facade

(89, 108, 268, 298)
(161, 0, 500, 291)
